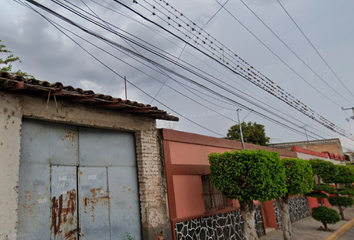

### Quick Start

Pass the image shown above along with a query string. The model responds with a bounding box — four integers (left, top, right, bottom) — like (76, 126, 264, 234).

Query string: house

(160, 129, 311, 239)
(269, 139, 347, 162)
(0, 72, 177, 240)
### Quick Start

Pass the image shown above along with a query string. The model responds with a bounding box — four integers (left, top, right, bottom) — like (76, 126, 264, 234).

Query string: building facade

(0, 72, 177, 240)
(160, 129, 311, 240)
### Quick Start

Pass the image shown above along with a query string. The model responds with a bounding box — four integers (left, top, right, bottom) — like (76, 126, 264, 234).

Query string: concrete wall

(0, 91, 171, 240)
(173, 175, 205, 218)
(0, 92, 23, 240)
(161, 129, 297, 222)
(296, 152, 341, 165)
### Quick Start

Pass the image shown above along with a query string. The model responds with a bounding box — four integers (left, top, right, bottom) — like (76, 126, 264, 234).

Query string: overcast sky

(2, 0, 354, 151)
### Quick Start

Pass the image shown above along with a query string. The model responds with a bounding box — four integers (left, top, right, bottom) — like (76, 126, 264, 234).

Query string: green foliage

(125, 232, 134, 240)
(328, 196, 354, 208)
(282, 158, 314, 196)
(209, 149, 287, 202)
(306, 191, 328, 199)
(0, 39, 34, 78)
(312, 206, 340, 225)
(309, 159, 338, 181)
(338, 187, 354, 195)
(313, 184, 337, 194)
(324, 166, 354, 184)
(226, 121, 270, 146)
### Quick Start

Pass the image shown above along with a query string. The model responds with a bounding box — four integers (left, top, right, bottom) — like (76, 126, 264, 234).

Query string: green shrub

(312, 206, 340, 231)
(313, 184, 337, 194)
(324, 166, 354, 184)
(306, 191, 328, 199)
(282, 158, 314, 196)
(328, 196, 354, 208)
(209, 149, 287, 202)
(309, 159, 338, 183)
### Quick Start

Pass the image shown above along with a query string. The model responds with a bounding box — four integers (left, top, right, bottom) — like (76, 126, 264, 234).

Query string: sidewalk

(261, 208, 354, 240)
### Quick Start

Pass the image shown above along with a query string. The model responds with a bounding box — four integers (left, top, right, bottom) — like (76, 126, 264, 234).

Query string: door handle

(79, 232, 84, 237)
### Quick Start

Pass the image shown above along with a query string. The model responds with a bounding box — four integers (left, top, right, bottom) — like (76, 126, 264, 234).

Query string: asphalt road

(339, 227, 354, 240)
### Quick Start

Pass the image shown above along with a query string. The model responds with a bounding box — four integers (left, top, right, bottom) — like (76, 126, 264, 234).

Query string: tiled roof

(0, 72, 178, 121)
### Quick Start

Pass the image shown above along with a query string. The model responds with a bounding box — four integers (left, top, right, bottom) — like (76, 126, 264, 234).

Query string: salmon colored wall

(307, 197, 318, 212)
(262, 201, 278, 229)
(173, 175, 205, 218)
(169, 142, 232, 165)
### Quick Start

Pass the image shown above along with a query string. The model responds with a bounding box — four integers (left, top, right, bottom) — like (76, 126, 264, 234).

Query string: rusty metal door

(18, 119, 79, 240)
(78, 127, 141, 240)
(51, 166, 78, 240)
(78, 167, 110, 239)
(18, 120, 141, 240)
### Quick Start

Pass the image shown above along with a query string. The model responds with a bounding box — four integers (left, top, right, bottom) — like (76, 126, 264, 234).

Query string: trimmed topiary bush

(209, 149, 287, 240)
(278, 158, 314, 240)
(309, 159, 338, 184)
(312, 206, 340, 231)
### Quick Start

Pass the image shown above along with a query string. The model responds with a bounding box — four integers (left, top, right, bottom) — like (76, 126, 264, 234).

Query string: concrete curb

(323, 217, 354, 240)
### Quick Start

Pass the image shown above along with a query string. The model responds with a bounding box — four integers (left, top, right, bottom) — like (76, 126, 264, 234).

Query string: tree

(278, 158, 314, 240)
(227, 121, 270, 146)
(308, 161, 354, 220)
(324, 165, 354, 220)
(309, 159, 338, 184)
(0, 39, 33, 78)
(209, 149, 287, 240)
(312, 206, 340, 231)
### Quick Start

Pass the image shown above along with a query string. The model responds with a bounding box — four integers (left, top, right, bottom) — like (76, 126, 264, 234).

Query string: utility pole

(124, 76, 127, 100)
(237, 109, 245, 149)
(300, 125, 309, 141)
(342, 107, 354, 122)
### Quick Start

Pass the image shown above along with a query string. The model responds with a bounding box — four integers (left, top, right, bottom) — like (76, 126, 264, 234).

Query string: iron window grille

(202, 174, 233, 212)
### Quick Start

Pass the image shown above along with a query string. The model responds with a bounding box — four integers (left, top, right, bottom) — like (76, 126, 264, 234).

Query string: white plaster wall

(296, 152, 341, 165)
(0, 92, 22, 240)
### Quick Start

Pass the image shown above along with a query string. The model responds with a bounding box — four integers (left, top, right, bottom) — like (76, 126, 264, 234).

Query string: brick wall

(135, 130, 171, 240)
(305, 144, 343, 156)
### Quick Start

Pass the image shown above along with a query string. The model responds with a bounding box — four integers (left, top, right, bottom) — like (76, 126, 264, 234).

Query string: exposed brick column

(135, 130, 171, 240)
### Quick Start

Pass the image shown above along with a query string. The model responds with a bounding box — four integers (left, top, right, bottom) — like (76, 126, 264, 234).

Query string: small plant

(312, 206, 340, 231)
(328, 196, 354, 220)
(126, 232, 134, 240)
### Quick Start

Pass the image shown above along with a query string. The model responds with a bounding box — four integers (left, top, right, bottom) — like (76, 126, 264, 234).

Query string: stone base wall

(274, 196, 311, 228)
(175, 206, 265, 240)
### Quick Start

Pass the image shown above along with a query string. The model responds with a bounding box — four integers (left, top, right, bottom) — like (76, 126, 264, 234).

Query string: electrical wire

(111, 0, 354, 141)
(239, 0, 354, 105)
(20, 0, 354, 142)
(276, 0, 354, 100)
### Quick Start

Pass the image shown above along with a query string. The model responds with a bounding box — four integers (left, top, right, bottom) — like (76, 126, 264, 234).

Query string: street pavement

(260, 208, 354, 240)
(338, 226, 354, 240)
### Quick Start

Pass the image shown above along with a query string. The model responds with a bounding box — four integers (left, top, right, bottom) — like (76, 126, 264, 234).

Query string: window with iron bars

(202, 174, 233, 212)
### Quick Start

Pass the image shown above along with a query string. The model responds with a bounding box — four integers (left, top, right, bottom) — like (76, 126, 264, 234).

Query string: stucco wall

(0, 92, 23, 240)
(173, 175, 205, 218)
(0, 91, 171, 240)
(296, 152, 341, 165)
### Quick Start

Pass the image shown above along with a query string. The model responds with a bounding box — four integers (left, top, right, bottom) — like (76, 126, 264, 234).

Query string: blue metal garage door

(17, 119, 141, 240)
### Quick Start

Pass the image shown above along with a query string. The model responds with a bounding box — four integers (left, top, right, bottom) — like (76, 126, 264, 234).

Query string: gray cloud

(1, 0, 354, 149)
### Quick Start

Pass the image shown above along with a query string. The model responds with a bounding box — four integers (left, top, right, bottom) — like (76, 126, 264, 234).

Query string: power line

(238, 0, 354, 105)
(17, 0, 225, 137)
(150, 0, 229, 104)
(21, 0, 354, 142)
(88, 0, 303, 115)
(110, 0, 354, 141)
(17, 0, 325, 140)
(276, 0, 354, 101)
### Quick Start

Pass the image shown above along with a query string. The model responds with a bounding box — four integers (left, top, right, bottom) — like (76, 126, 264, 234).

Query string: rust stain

(51, 189, 77, 239)
(82, 188, 109, 223)
(61, 131, 76, 148)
